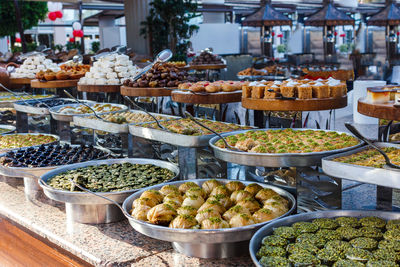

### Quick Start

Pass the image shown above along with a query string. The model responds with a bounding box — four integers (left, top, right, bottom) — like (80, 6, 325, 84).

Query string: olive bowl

(249, 210, 400, 267)
(39, 158, 179, 224)
(121, 179, 296, 259)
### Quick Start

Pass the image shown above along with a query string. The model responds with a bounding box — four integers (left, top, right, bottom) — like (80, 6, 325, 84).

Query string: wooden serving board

(188, 64, 227, 70)
(358, 98, 400, 121)
(171, 90, 242, 104)
(242, 95, 347, 111)
(77, 84, 121, 93)
(31, 79, 79, 89)
(9, 78, 32, 85)
(120, 86, 174, 97)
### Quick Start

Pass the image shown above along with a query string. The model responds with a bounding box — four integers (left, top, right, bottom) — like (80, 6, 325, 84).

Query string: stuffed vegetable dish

(46, 163, 175, 192)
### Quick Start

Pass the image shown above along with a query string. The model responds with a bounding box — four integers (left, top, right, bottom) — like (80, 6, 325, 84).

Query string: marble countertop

(0, 179, 253, 266)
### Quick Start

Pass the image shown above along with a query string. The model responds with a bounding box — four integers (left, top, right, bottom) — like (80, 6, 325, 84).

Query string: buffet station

(0, 0, 400, 264)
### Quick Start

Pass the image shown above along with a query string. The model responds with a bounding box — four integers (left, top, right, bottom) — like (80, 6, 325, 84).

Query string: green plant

(277, 44, 286, 53)
(54, 44, 64, 53)
(141, 0, 199, 61)
(339, 44, 349, 53)
(0, 1, 47, 38)
(91, 41, 100, 53)
(66, 41, 81, 51)
(11, 42, 37, 53)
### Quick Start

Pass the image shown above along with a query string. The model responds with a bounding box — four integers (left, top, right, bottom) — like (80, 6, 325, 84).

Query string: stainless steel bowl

(49, 103, 128, 122)
(0, 145, 110, 200)
(39, 158, 179, 224)
(122, 179, 296, 259)
(0, 133, 60, 154)
(0, 125, 16, 135)
(209, 129, 363, 167)
(249, 210, 400, 267)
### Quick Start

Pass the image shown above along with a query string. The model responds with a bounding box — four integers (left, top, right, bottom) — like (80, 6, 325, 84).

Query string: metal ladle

(345, 122, 400, 170)
(130, 49, 173, 82)
(184, 111, 243, 152)
(63, 90, 108, 122)
(123, 95, 168, 131)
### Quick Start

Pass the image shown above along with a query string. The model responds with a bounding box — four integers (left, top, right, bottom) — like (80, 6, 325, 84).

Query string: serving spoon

(63, 90, 108, 122)
(184, 111, 243, 152)
(345, 122, 400, 170)
(130, 49, 173, 82)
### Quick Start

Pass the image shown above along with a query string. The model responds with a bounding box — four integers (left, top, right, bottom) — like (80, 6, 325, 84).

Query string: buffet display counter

(0, 182, 253, 266)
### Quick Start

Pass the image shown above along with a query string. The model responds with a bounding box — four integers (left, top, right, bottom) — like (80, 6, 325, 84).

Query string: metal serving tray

(249, 210, 400, 267)
(322, 142, 400, 189)
(0, 145, 110, 200)
(14, 98, 94, 115)
(49, 103, 128, 122)
(128, 120, 251, 148)
(73, 110, 176, 134)
(0, 125, 16, 135)
(122, 179, 296, 259)
(0, 133, 60, 154)
(39, 158, 179, 224)
(209, 129, 363, 167)
(0, 95, 55, 108)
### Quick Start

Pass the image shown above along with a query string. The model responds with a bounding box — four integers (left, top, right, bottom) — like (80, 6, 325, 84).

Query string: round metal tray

(209, 129, 363, 167)
(0, 125, 16, 135)
(39, 158, 179, 224)
(49, 103, 128, 122)
(0, 95, 55, 108)
(249, 210, 400, 267)
(122, 179, 296, 259)
(0, 145, 111, 200)
(0, 133, 60, 154)
(14, 98, 95, 115)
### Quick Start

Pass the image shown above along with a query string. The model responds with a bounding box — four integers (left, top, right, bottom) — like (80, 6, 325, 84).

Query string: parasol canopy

(242, 2, 292, 27)
(367, 2, 400, 26)
(304, 2, 355, 26)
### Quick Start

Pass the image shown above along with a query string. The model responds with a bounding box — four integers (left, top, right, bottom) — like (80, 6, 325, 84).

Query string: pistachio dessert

(256, 216, 400, 267)
(215, 129, 359, 153)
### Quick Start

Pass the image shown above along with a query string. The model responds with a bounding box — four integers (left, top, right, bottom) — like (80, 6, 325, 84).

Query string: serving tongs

(123, 95, 168, 131)
(345, 122, 400, 170)
(130, 49, 173, 82)
(162, 87, 211, 96)
(67, 177, 132, 218)
(184, 111, 243, 152)
(63, 90, 108, 122)
(0, 83, 51, 109)
(266, 89, 296, 100)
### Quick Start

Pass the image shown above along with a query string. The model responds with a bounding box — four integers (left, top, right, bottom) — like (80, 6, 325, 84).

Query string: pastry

(297, 83, 313, 99)
(312, 81, 329, 98)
